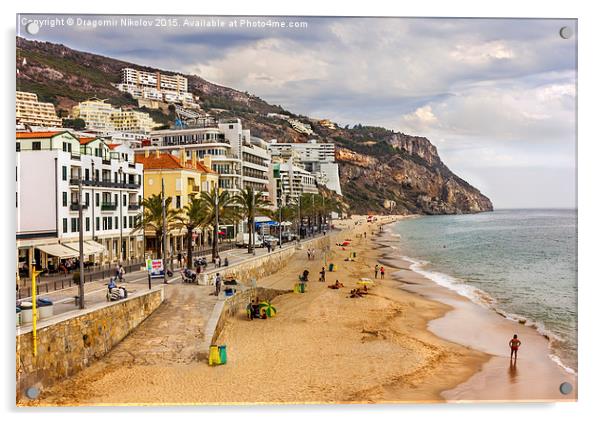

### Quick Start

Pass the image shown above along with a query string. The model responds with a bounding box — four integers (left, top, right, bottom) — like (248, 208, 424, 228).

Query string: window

(85, 169, 90, 180)
(32, 141, 41, 151)
(123, 194, 127, 205)
(176, 195, 181, 209)
(85, 193, 90, 206)
(85, 217, 90, 232)
(62, 218, 68, 233)
(129, 216, 134, 228)
(71, 218, 79, 233)
(62, 192, 67, 207)
(96, 217, 100, 231)
(114, 193, 118, 204)
(96, 193, 100, 206)
(62, 166, 67, 181)
(114, 216, 119, 229)
(108, 217, 113, 230)
(123, 216, 127, 229)
(102, 217, 108, 230)
(16, 143, 20, 152)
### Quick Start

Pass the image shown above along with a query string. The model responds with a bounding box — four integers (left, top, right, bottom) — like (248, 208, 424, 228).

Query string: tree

(133, 194, 179, 259)
(63, 118, 86, 130)
(198, 188, 239, 260)
(175, 197, 209, 268)
(233, 186, 272, 254)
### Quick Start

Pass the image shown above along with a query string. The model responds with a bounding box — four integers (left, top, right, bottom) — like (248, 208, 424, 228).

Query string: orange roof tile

(107, 144, 120, 150)
(16, 131, 64, 139)
(136, 152, 217, 174)
(79, 137, 98, 145)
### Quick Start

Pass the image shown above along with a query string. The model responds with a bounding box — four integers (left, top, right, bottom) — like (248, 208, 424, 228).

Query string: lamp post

(77, 176, 85, 309)
(161, 178, 167, 284)
(297, 194, 301, 241)
(278, 194, 283, 249)
(118, 167, 123, 262)
(214, 187, 219, 261)
(91, 161, 95, 241)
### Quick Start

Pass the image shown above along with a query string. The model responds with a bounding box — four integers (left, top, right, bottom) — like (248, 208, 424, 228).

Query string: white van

(235, 233, 264, 248)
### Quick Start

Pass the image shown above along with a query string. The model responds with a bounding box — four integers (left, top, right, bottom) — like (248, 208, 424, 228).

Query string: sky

(17, 15, 577, 209)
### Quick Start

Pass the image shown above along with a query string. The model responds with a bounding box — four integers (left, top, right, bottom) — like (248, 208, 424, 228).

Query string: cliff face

(16, 37, 493, 215)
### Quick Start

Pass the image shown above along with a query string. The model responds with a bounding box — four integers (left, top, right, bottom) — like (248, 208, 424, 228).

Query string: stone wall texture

(16, 286, 165, 402)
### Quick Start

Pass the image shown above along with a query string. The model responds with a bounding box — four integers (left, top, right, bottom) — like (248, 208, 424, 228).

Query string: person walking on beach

(307, 249, 311, 260)
(319, 266, 326, 282)
(380, 266, 385, 279)
(509, 334, 522, 361)
(374, 264, 379, 279)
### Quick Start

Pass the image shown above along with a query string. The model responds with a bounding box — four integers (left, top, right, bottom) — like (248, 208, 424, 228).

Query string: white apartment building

(218, 119, 271, 200)
(146, 127, 242, 195)
(104, 131, 150, 148)
(118, 68, 193, 104)
(276, 161, 319, 200)
(268, 140, 342, 195)
(16, 91, 62, 128)
(17, 131, 144, 275)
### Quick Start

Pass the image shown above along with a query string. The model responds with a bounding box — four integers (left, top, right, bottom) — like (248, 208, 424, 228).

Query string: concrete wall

(16, 286, 165, 402)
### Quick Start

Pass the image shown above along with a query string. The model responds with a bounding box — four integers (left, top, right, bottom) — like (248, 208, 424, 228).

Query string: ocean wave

(400, 255, 577, 375)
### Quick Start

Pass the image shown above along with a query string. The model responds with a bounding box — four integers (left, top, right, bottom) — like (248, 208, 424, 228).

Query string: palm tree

(133, 193, 179, 259)
(175, 197, 209, 269)
(234, 186, 272, 253)
(199, 187, 239, 260)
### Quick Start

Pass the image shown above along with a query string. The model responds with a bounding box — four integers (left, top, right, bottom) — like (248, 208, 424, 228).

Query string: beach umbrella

(357, 279, 374, 286)
(342, 241, 350, 246)
(258, 301, 277, 317)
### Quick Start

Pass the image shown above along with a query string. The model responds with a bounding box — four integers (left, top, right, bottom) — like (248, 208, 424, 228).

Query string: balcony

(188, 185, 200, 193)
(128, 203, 141, 211)
(68, 178, 141, 190)
(101, 202, 118, 211)
(70, 202, 89, 211)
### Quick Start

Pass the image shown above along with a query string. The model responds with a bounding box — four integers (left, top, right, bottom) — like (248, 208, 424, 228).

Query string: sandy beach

(27, 214, 576, 405)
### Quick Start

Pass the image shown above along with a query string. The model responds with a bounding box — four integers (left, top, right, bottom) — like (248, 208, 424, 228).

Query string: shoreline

(27, 214, 576, 405)
(375, 219, 577, 401)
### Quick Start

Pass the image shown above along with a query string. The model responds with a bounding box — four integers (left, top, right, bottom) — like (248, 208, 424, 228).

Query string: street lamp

(77, 175, 85, 309)
(118, 167, 123, 262)
(214, 187, 219, 261)
(161, 177, 167, 284)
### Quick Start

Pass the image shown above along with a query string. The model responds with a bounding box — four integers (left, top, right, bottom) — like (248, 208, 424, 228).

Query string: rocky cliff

(16, 36, 493, 215)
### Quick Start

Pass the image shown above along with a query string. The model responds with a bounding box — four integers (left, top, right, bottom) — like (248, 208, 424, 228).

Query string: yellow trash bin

(208, 345, 221, 366)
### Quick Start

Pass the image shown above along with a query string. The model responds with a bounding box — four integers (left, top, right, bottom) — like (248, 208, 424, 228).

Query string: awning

(36, 244, 79, 259)
(254, 216, 272, 223)
(64, 241, 104, 255)
(86, 240, 106, 254)
(278, 221, 293, 227)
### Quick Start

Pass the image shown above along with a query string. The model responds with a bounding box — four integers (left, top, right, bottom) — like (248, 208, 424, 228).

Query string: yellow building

(16, 91, 62, 128)
(73, 99, 159, 133)
(72, 99, 115, 131)
(135, 149, 219, 257)
(110, 110, 159, 134)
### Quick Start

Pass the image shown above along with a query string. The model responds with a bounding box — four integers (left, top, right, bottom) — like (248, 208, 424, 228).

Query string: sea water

(389, 209, 577, 372)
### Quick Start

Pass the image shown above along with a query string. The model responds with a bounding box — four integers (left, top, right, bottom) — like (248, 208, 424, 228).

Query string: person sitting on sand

(509, 334, 522, 361)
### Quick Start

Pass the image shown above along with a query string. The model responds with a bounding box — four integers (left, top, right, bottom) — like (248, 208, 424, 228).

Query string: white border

(2, 1, 600, 420)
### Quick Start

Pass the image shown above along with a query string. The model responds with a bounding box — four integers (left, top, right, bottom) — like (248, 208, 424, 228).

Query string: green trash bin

(218, 345, 227, 365)
(299, 282, 306, 293)
(328, 263, 334, 272)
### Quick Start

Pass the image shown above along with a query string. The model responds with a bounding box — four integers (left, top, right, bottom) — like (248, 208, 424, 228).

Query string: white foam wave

(400, 255, 577, 375)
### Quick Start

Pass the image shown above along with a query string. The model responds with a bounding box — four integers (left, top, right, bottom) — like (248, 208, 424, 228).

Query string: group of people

(114, 264, 125, 281)
(107, 277, 127, 301)
(374, 264, 385, 279)
(306, 248, 317, 260)
(246, 298, 267, 320)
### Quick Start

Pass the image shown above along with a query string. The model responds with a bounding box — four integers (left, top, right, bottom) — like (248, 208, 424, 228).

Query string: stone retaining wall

(16, 286, 165, 402)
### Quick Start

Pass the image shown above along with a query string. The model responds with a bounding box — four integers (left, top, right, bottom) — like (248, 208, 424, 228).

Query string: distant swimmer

(509, 334, 522, 361)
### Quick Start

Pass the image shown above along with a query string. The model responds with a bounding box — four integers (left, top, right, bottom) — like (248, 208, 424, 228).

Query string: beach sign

(146, 259, 164, 279)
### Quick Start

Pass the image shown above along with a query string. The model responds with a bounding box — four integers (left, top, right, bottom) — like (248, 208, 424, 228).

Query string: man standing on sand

(215, 272, 222, 296)
(374, 264, 379, 279)
(509, 334, 522, 361)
